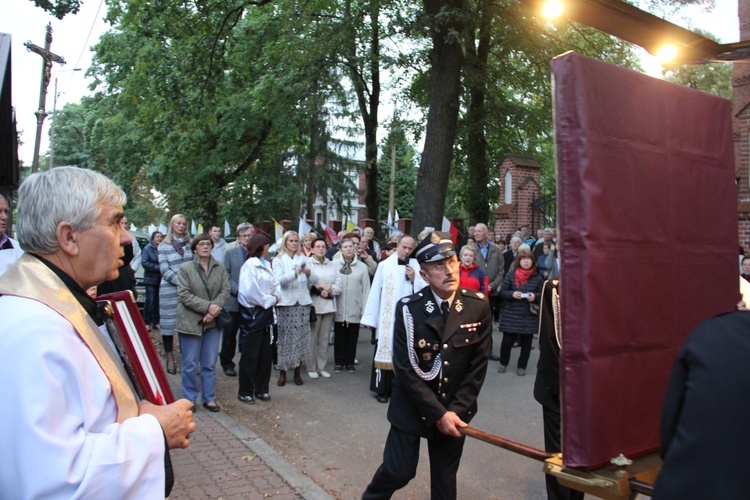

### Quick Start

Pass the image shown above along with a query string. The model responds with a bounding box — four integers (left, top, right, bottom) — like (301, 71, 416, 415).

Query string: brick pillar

(397, 218, 412, 235)
(359, 218, 376, 229)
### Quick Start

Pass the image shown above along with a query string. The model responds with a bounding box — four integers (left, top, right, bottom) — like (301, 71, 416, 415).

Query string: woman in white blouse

(237, 234, 280, 404)
(272, 231, 312, 386)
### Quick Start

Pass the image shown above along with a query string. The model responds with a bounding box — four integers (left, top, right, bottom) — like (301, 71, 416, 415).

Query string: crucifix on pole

(25, 23, 66, 173)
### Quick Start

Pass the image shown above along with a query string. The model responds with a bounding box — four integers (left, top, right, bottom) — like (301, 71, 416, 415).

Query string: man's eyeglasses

(428, 258, 459, 273)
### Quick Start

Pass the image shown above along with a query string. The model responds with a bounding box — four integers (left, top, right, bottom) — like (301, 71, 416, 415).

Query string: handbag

(193, 262, 231, 328)
(309, 305, 317, 323)
(529, 302, 540, 316)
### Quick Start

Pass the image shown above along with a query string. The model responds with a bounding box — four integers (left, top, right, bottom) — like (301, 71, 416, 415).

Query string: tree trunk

(464, 1, 492, 224)
(412, 0, 465, 234)
(346, 0, 381, 222)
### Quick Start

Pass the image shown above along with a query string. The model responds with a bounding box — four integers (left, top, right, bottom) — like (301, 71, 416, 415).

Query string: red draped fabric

(552, 53, 738, 468)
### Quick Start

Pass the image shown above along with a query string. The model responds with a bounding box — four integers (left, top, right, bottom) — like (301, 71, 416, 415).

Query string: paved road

(174, 325, 552, 499)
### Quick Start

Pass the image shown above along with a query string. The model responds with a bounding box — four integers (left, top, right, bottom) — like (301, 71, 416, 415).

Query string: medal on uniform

(423, 353, 432, 361)
(418, 338, 427, 348)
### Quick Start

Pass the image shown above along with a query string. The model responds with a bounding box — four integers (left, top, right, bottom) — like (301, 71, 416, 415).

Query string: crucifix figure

(25, 23, 66, 173)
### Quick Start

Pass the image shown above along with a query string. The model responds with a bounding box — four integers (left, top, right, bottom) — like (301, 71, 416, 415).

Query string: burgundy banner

(552, 52, 738, 468)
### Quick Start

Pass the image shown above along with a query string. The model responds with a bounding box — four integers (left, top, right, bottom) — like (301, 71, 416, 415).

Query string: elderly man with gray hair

(0, 194, 24, 275)
(0, 167, 195, 498)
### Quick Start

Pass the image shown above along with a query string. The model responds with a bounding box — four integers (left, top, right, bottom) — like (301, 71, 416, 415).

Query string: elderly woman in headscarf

(158, 214, 192, 374)
(307, 238, 341, 379)
(272, 231, 312, 386)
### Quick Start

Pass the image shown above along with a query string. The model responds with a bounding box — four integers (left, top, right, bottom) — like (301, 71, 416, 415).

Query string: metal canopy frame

(520, 0, 750, 63)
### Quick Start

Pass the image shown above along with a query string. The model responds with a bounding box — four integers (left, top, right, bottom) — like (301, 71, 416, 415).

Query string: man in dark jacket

(534, 280, 583, 500)
(141, 231, 163, 330)
(653, 311, 750, 499)
(220, 222, 254, 376)
(363, 232, 492, 499)
(473, 223, 504, 359)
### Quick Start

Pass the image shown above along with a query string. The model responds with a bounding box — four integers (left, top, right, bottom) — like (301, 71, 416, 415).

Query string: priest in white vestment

(361, 234, 427, 402)
(0, 194, 23, 276)
(0, 168, 195, 499)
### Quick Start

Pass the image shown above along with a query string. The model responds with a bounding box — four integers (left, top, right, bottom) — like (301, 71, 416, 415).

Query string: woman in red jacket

(458, 245, 489, 294)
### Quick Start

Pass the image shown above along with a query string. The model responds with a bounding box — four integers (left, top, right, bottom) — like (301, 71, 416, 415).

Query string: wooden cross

(24, 23, 66, 173)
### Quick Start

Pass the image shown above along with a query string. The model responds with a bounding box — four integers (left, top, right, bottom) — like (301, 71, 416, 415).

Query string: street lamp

(49, 67, 81, 169)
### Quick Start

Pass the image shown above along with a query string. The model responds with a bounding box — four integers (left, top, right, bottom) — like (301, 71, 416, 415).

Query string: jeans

(144, 283, 160, 326)
(179, 328, 221, 404)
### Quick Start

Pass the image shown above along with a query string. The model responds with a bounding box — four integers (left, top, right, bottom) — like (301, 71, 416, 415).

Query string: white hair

(17, 167, 126, 254)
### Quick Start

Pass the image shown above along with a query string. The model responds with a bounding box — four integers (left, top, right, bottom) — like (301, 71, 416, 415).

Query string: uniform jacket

(473, 241, 504, 296)
(388, 287, 492, 439)
(224, 246, 246, 313)
(498, 269, 544, 335)
(176, 256, 230, 336)
(534, 280, 561, 411)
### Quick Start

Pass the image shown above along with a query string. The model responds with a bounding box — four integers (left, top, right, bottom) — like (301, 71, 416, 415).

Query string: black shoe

(223, 367, 237, 377)
(334, 365, 343, 373)
(202, 402, 221, 412)
(489, 353, 501, 361)
(346, 365, 355, 373)
(238, 394, 255, 404)
(190, 404, 197, 412)
(376, 395, 389, 404)
(255, 393, 271, 402)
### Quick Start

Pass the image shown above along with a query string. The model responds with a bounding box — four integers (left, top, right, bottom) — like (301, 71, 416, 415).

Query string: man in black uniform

(363, 231, 492, 500)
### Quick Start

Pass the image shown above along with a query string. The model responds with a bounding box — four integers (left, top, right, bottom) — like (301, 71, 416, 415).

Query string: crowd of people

(3, 169, 749, 499)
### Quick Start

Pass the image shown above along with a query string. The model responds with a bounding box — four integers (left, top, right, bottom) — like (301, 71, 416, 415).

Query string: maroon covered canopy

(552, 52, 738, 468)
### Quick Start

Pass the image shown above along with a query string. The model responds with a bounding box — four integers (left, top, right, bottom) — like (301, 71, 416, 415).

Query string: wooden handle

(459, 426, 554, 462)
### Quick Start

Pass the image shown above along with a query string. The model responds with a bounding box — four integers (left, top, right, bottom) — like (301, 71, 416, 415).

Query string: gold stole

(0, 254, 138, 423)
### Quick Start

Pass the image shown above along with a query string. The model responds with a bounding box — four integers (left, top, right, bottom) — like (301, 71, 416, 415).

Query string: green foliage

(377, 119, 417, 223)
(28, 0, 82, 19)
(663, 62, 732, 100)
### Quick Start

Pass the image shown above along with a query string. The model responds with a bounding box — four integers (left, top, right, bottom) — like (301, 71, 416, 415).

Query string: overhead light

(541, 0, 564, 19)
(656, 44, 678, 63)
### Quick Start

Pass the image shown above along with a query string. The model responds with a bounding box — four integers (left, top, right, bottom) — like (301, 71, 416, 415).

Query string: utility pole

(49, 68, 81, 168)
(388, 143, 396, 223)
(25, 23, 66, 173)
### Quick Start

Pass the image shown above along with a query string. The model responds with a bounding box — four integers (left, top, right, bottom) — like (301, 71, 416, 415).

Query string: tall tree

(412, 0, 467, 234)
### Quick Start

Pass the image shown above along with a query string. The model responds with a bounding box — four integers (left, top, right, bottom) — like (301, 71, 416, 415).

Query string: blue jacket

(141, 242, 161, 286)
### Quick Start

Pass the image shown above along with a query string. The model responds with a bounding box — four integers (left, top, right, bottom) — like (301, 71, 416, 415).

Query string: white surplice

(0, 272, 166, 498)
(0, 236, 23, 276)
(361, 252, 427, 370)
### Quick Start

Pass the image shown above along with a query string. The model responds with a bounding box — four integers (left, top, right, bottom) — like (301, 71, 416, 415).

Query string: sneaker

(517, 368, 526, 376)
(354, 358, 359, 365)
(498, 364, 507, 373)
(319, 370, 331, 378)
(346, 365, 355, 373)
(334, 365, 343, 373)
(308, 371, 319, 379)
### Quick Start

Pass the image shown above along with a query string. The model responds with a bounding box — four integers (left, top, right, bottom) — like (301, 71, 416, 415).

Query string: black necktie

(441, 301, 450, 319)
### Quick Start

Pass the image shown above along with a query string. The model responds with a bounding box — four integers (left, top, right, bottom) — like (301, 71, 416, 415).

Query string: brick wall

(493, 156, 541, 241)
(737, 0, 750, 251)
